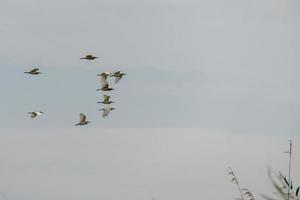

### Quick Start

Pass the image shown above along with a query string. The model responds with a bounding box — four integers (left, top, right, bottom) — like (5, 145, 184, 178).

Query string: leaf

(228, 171, 234, 176)
(283, 177, 290, 187)
(296, 187, 300, 196)
(280, 185, 287, 190)
(241, 188, 256, 200)
(231, 177, 237, 183)
(268, 169, 288, 200)
(244, 192, 251, 196)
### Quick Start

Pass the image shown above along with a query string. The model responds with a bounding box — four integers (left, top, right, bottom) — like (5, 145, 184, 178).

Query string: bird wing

(114, 71, 121, 75)
(80, 113, 86, 122)
(110, 71, 120, 77)
(102, 108, 111, 117)
(104, 95, 110, 101)
(114, 76, 122, 84)
(30, 68, 39, 73)
(30, 112, 37, 118)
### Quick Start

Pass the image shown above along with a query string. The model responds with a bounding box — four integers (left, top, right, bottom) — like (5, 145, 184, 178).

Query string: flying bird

(75, 113, 91, 126)
(97, 80, 114, 91)
(28, 111, 43, 118)
(110, 71, 126, 83)
(99, 107, 115, 118)
(24, 68, 42, 75)
(80, 54, 98, 60)
(97, 72, 111, 82)
(98, 95, 114, 104)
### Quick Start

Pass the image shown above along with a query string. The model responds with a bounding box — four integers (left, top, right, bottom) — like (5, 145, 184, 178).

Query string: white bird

(97, 80, 114, 91)
(98, 95, 114, 104)
(24, 68, 42, 75)
(28, 111, 44, 118)
(97, 72, 111, 82)
(99, 107, 116, 118)
(110, 71, 126, 83)
(75, 113, 91, 126)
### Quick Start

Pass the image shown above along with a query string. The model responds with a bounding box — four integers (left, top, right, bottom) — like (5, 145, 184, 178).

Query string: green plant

(261, 168, 300, 200)
(227, 167, 256, 200)
(228, 141, 299, 200)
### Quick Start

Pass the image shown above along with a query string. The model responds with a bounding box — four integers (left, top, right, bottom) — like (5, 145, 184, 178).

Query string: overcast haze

(0, 0, 299, 199)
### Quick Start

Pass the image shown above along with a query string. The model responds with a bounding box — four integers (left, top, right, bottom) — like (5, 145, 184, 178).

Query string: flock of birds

(25, 54, 126, 126)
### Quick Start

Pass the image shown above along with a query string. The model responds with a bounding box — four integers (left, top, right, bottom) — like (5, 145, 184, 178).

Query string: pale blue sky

(1, 0, 299, 134)
(0, 0, 299, 199)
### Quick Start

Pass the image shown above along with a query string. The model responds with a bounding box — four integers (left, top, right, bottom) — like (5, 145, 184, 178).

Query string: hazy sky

(0, 0, 299, 199)
(0, 0, 299, 133)
(0, 129, 299, 200)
